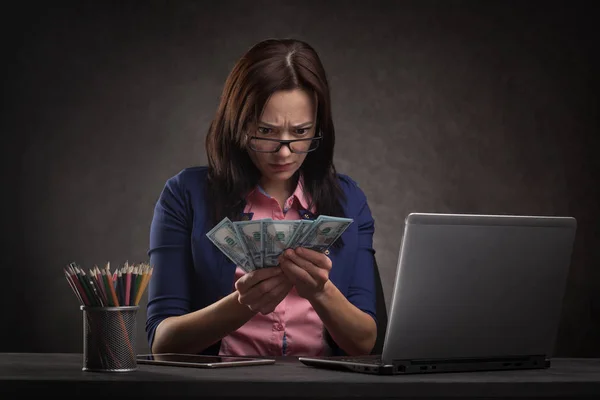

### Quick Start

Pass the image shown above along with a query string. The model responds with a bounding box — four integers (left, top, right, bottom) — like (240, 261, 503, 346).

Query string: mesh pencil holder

(81, 305, 139, 372)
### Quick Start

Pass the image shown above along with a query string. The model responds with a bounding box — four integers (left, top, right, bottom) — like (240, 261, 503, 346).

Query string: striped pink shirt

(218, 178, 330, 357)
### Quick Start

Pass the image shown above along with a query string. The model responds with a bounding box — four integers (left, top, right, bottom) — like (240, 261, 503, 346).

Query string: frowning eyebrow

(258, 121, 313, 129)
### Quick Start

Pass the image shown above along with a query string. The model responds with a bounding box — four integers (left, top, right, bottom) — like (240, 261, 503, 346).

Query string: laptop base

(298, 357, 395, 375)
(299, 355, 549, 375)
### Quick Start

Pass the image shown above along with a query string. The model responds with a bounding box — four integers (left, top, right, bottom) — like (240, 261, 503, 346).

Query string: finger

(280, 258, 318, 287)
(294, 247, 332, 271)
(258, 282, 293, 315)
(278, 258, 296, 282)
(239, 273, 287, 304)
(245, 280, 288, 314)
(254, 281, 293, 315)
(277, 254, 295, 282)
(235, 266, 282, 293)
(284, 249, 329, 282)
(238, 274, 287, 305)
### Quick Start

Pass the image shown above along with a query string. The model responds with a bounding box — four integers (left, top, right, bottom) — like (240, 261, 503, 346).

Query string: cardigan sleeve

(145, 172, 194, 350)
(341, 176, 377, 324)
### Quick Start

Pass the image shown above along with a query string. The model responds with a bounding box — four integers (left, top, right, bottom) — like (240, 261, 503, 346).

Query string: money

(296, 215, 354, 253)
(287, 219, 314, 249)
(207, 215, 353, 271)
(262, 220, 303, 267)
(233, 220, 263, 269)
(206, 217, 252, 272)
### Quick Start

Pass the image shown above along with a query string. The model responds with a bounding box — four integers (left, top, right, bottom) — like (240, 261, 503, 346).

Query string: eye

(295, 128, 309, 135)
(257, 127, 272, 135)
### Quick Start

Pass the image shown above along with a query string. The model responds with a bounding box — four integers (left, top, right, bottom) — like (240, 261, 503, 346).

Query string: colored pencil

(125, 264, 132, 306)
(105, 263, 120, 307)
(64, 261, 152, 307)
(134, 265, 152, 306)
(63, 261, 153, 370)
(64, 268, 84, 305)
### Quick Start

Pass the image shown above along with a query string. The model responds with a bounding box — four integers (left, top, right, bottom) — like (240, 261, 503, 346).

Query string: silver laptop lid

(382, 213, 577, 364)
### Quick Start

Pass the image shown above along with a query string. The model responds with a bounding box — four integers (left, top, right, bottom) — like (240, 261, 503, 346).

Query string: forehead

(261, 89, 315, 123)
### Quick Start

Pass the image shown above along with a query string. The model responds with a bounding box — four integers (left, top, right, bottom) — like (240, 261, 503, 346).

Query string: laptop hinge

(392, 354, 549, 374)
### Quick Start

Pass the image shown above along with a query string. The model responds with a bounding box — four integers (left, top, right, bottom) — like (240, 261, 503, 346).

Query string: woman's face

(247, 88, 317, 185)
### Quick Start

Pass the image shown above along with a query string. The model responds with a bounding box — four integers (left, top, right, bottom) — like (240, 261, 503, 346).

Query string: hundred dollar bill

(296, 215, 353, 253)
(206, 217, 252, 272)
(233, 220, 263, 269)
(287, 219, 315, 249)
(262, 219, 302, 267)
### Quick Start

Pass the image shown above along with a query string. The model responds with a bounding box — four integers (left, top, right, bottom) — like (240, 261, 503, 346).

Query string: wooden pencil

(105, 262, 120, 306)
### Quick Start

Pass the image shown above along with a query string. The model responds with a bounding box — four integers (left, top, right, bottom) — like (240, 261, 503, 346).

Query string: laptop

(299, 212, 577, 375)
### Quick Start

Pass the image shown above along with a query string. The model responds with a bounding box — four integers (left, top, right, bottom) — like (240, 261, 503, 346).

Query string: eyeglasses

(247, 135, 322, 153)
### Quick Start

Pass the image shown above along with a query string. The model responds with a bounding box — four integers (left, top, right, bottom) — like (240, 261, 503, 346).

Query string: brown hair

(205, 38, 346, 225)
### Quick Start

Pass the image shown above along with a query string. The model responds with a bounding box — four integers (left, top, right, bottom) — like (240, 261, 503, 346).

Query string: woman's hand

(278, 247, 332, 301)
(235, 266, 293, 315)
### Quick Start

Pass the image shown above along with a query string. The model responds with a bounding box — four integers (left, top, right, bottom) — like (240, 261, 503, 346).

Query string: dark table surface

(1, 353, 600, 399)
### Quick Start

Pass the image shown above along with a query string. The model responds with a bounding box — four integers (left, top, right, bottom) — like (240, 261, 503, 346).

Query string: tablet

(137, 353, 276, 368)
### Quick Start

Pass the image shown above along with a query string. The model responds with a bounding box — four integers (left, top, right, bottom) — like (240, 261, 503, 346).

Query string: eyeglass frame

(246, 133, 323, 154)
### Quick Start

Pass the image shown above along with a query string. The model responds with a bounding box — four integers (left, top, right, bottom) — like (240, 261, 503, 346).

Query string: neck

(260, 175, 297, 204)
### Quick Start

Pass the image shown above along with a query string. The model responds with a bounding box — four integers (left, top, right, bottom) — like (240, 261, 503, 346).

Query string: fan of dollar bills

(206, 215, 353, 272)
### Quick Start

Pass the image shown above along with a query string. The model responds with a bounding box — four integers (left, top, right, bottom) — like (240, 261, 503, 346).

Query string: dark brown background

(1, 0, 597, 356)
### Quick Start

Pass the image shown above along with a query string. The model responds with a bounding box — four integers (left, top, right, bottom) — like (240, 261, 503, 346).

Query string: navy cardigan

(146, 166, 377, 355)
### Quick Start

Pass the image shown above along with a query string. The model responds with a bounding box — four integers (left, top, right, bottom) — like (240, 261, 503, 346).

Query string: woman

(146, 38, 377, 357)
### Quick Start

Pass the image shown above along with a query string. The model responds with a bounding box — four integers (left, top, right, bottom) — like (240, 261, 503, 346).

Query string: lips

(269, 163, 294, 172)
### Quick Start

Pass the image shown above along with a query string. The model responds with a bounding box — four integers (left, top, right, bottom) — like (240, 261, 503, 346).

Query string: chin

(262, 166, 298, 183)
(268, 171, 296, 181)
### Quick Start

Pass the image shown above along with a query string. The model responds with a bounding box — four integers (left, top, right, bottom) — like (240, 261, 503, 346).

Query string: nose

(277, 142, 292, 157)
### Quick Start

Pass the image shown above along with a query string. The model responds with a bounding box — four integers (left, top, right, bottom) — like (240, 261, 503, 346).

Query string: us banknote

(206, 217, 252, 272)
(207, 215, 353, 271)
(262, 219, 303, 266)
(233, 220, 263, 269)
(295, 215, 354, 253)
(287, 219, 314, 249)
